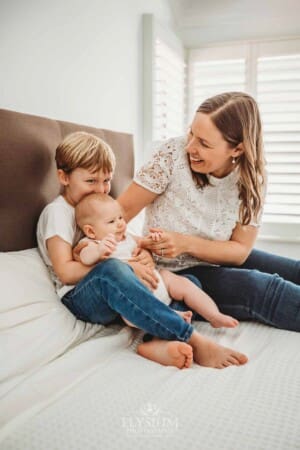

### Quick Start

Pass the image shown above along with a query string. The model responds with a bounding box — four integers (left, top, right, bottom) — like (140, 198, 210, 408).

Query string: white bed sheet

(1, 321, 300, 450)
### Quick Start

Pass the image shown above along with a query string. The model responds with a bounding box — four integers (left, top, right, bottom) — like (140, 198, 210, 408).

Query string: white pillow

(0, 248, 103, 383)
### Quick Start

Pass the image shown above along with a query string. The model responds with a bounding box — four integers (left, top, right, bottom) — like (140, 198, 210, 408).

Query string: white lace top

(134, 136, 261, 272)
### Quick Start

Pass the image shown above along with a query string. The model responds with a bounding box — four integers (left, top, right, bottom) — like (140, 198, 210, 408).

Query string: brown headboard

(0, 109, 134, 252)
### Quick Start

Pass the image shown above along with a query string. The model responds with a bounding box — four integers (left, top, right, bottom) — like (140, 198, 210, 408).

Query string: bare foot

(137, 340, 193, 369)
(188, 332, 248, 369)
(209, 313, 239, 328)
(176, 310, 193, 324)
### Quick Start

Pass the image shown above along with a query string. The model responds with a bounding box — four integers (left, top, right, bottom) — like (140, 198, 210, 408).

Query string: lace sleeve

(134, 138, 178, 194)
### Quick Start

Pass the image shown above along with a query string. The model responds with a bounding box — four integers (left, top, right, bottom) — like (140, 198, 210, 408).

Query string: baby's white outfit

(86, 233, 171, 305)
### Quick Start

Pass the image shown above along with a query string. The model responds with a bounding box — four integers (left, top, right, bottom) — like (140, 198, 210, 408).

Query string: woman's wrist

(183, 234, 204, 258)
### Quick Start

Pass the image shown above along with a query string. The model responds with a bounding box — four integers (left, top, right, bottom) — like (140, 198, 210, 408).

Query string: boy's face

(58, 168, 113, 206)
(90, 200, 127, 242)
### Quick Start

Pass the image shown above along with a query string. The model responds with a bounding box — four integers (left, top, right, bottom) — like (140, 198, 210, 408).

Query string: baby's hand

(100, 234, 117, 258)
(149, 230, 162, 242)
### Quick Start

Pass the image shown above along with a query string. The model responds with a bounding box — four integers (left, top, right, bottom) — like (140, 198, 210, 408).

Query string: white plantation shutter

(189, 58, 246, 119)
(143, 14, 185, 158)
(188, 45, 248, 124)
(257, 53, 300, 225)
(153, 38, 185, 141)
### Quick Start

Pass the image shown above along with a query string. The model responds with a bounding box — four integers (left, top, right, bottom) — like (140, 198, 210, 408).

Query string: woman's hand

(127, 260, 159, 291)
(140, 228, 185, 258)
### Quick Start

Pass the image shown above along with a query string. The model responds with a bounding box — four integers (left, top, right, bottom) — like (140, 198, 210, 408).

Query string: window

(188, 44, 248, 123)
(187, 38, 300, 241)
(153, 38, 185, 141)
(143, 14, 185, 157)
(257, 53, 300, 227)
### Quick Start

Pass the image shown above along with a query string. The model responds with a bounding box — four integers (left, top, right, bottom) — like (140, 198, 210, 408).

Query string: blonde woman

(118, 92, 300, 333)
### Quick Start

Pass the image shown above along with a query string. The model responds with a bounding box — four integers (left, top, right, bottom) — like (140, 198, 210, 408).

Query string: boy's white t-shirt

(37, 195, 82, 298)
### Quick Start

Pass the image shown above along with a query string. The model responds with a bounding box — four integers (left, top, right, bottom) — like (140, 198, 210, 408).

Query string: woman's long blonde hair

(193, 92, 266, 225)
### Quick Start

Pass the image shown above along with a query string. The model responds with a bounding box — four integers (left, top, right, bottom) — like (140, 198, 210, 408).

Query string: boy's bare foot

(176, 310, 193, 324)
(137, 340, 193, 369)
(209, 313, 239, 328)
(188, 332, 248, 369)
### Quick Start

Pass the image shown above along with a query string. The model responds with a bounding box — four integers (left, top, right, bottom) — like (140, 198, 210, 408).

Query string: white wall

(256, 240, 299, 259)
(0, 0, 174, 166)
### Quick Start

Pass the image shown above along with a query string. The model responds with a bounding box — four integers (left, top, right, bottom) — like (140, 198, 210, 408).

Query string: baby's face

(92, 200, 126, 242)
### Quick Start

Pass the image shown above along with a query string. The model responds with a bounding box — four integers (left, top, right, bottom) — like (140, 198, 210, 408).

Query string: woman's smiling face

(185, 112, 239, 178)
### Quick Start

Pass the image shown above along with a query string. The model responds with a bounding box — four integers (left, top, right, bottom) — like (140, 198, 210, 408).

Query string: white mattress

(1, 321, 300, 450)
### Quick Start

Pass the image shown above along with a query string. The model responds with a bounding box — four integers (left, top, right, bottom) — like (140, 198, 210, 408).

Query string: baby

(75, 193, 239, 329)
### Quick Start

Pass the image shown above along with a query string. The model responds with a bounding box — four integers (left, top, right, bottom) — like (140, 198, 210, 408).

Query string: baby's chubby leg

(160, 269, 238, 328)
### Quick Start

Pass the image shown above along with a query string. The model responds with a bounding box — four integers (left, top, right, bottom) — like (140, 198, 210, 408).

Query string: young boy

(36, 131, 248, 370)
(37, 131, 117, 298)
(75, 193, 239, 329)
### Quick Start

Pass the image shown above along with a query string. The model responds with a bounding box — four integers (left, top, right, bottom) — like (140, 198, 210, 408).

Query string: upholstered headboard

(0, 109, 134, 252)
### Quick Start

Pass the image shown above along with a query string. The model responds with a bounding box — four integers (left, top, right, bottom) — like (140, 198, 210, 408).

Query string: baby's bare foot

(209, 313, 239, 328)
(176, 310, 193, 324)
(188, 333, 248, 369)
(137, 340, 193, 369)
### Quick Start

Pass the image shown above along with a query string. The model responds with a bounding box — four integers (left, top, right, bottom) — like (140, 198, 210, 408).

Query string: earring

(232, 157, 236, 164)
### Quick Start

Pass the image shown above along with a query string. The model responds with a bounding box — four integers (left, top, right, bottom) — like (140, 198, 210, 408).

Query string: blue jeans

(62, 258, 193, 342)
(178, 249, 300, 332)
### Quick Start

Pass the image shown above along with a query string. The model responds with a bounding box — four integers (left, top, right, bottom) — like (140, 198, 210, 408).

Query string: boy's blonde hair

(55, 131, 116, 174)
(194, 92, 266, 226)
(75, 193, 116, 231)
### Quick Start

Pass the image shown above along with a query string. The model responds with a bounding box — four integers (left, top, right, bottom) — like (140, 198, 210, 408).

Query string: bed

(0, 108, 299, 450)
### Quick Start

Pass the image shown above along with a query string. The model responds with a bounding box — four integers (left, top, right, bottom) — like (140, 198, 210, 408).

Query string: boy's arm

(47, 236, 94, 285)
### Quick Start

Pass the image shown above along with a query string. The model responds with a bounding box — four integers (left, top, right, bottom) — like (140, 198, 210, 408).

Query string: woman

(118, 92, 300, 332)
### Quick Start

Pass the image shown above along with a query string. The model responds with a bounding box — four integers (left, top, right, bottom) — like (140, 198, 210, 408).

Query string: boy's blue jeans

(62, 249, 300, 338)
(62, 258, 194, 342)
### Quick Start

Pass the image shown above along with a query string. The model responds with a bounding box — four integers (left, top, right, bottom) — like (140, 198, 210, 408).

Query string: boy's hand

(129, 247, 155, 268)
(73, 240, 88, 262)
(127, 261, 159, 291)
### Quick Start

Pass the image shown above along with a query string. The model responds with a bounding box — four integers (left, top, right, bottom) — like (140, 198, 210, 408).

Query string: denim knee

(92, 258, 133, 277)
